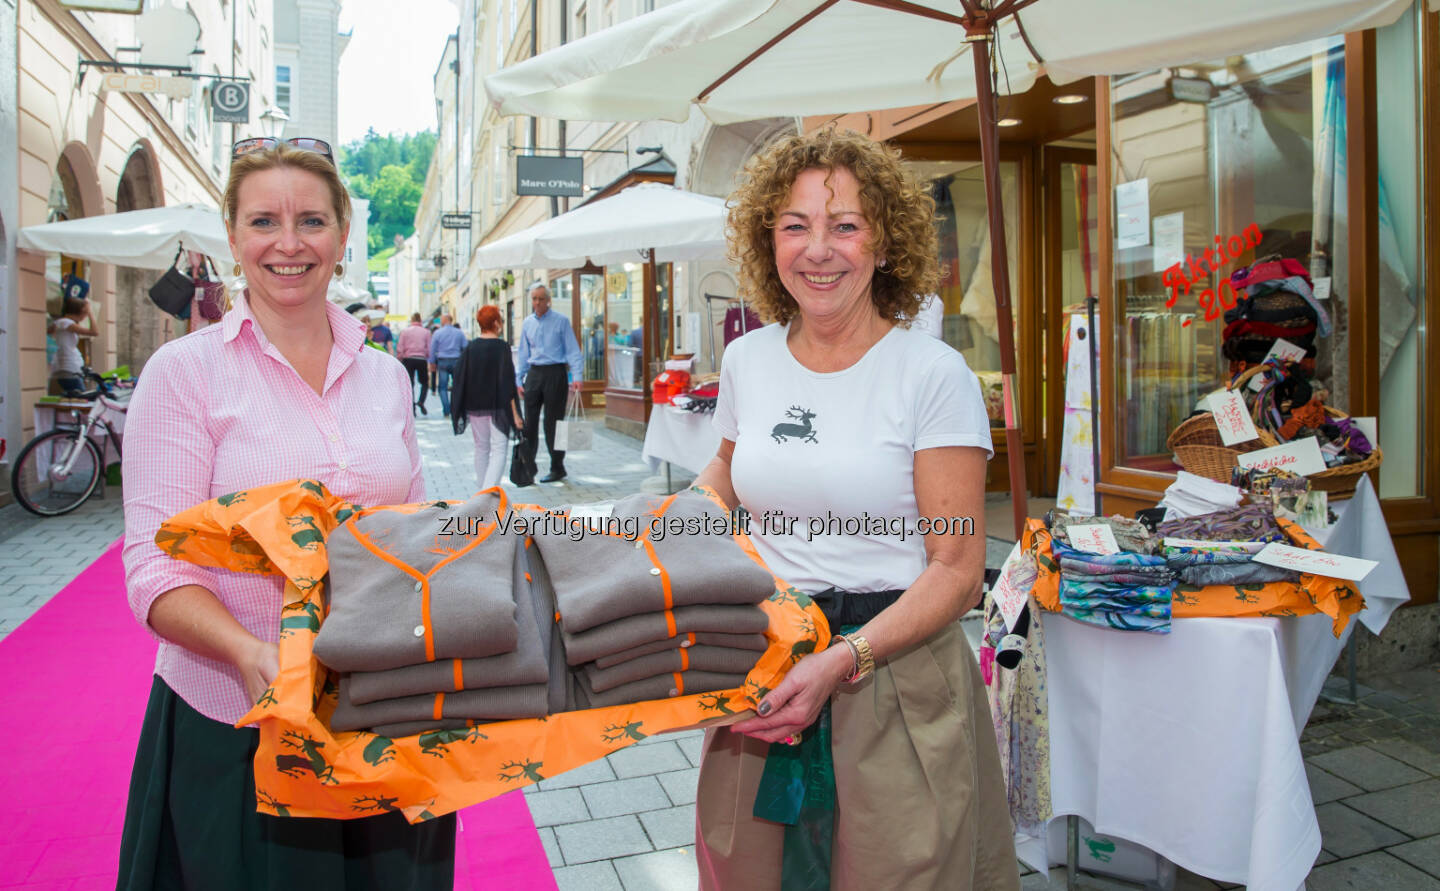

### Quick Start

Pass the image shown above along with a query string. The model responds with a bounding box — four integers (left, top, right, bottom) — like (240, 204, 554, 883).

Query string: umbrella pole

(968, 29, 1029, 539)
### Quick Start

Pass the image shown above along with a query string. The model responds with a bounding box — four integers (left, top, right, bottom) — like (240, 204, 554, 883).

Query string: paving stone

(656, 767, 699, 807)
(553, 815, 653, 865)
(535, 756, 618, 790)
(553, 859, 623, 891)
(536, 826, 563, 868)
(1309, 745, 1428, 791)
(1344, 780, 1440, 838)
(606, 740, 691, 778)
(1315, 802, 1410, 857)
(611, 846, 700, 891)
(1389, 835, 1440, 880)
(677, 733, 703, 767)
(1316, 849, 1338, 866)
(638, 804, 696, 850)
(1308, 763, 1363, 805)
(1306, 851, 1440, 890)
(581, 776, 672, 820)
(1369, 739, 1440, 776)
(524, 786, 590, 827)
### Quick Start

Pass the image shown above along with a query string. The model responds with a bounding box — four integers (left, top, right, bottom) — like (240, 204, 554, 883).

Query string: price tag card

(1236, 437, 1328, 476)
(1253, 542, 1378, 582)
(1207, 390, 1261, 445)
(570, 503, 614, 532)
(1312, 277, 1332, 301)
(991, 541, 1030, 633)
(1069, 524, 1120, 555)
(1249, 339, 1309, 391)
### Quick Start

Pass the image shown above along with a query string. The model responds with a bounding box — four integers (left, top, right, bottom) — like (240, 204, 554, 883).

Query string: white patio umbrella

(18, 203, 234, 270)
(485, 0, 1416, 536)
(473, 182, 728, 269)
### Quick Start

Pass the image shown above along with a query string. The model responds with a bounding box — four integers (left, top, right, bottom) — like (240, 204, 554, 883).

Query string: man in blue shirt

(428, 313, 467, 417)
(516, 283, 583, 483)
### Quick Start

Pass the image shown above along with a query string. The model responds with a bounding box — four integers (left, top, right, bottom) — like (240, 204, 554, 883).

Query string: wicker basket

(1165, 369, 1279, 483)
(1241, 366, 1383, 500)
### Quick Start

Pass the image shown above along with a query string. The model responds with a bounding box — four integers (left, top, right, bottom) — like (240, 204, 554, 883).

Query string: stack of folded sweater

(1048, 514, 1174, 633)
(313, 491, 564, 736)
(532, 490, 774, 708)
(1224, 255, 1332, 375)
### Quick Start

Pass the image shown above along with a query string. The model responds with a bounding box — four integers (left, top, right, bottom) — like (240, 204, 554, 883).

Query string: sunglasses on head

(231, 136, 334, 165)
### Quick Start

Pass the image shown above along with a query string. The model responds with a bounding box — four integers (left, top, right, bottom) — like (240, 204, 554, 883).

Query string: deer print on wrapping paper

(771, 406, 818, 444)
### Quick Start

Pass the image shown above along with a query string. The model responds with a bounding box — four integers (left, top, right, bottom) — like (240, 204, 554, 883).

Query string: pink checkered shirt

(122, 295, 424, 724)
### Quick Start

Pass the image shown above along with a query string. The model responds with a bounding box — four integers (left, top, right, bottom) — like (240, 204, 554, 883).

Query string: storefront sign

(1068, 524, 1120, 556)
(210, 81, 250, 123)
(420, 280, 438, 293)
(100, 72, 192, 100)
(1235, 437, 1327, 476)
(440, 214, 472, 229)
(1206, 390, 1260, 445)
(606, 270, 629, 294)
(1162, 223, 1264, 326)
(516, 156, 583, 197)
(1115, 179, 1149, 250)
(1252, 543, 1378, 582)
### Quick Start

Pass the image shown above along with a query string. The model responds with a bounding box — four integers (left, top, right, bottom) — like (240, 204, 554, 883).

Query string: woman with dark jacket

(451, 305, 524, 488)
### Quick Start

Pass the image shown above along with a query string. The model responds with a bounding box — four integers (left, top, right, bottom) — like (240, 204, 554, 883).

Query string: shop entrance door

(1041, 146, 1099, 501)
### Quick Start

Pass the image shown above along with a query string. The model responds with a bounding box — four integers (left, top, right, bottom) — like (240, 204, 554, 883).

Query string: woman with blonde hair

(452, 303, 524, 488)
(693, 129, 1018, 889)
(117, 138, 453, 887)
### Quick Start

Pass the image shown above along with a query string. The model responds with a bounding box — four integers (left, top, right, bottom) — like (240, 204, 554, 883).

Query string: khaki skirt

(695, 622, 1020, 890)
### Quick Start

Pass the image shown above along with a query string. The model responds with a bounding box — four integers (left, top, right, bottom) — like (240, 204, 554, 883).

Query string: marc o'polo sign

(516, 156, 583, 197)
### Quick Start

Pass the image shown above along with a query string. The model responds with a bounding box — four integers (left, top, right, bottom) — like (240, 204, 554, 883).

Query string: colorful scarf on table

(1052, 538, 1175, 634)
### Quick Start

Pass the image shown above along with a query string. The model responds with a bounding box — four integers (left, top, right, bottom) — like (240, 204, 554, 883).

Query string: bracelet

(830, 634, 859, 680)
(842, 634, 875, 684)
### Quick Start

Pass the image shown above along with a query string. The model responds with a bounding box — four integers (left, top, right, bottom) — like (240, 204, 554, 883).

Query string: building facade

(6, 0, 277, 461)
(272, 0, 348, 149)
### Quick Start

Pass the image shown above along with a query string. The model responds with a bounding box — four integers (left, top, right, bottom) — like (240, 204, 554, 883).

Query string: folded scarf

(1157, 504, 1285, 543)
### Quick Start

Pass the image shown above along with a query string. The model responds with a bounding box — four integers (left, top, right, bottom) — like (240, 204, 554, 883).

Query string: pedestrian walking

(369, 316, 395, 354)
(692, 129, 1018, 889)
(451, 305, 524, 489)
(428, 312, 467, 417)
(515, 282, 582, 483)
(117, 138, 453, 888)
(397, 311, 432, 414)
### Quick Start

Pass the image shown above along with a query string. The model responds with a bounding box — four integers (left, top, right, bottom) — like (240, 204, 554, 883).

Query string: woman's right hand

(237, 637, 280, 705)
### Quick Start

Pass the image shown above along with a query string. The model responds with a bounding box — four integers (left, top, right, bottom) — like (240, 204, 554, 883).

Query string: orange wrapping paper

(156, 479, 828, 823)
(1020, 516, 1364, 635)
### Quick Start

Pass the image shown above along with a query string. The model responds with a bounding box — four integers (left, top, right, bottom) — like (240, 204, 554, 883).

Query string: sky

(337, 0, 459, 145)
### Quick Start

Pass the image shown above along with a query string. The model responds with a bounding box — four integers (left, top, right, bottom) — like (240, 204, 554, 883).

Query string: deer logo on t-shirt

(770, 406, 818, 444)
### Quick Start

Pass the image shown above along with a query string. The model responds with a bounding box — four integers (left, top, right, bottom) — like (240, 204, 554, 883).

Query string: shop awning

(18, 203, 233, 270)
(484, 0, 1415, 125)
(473, 182, 728, 270)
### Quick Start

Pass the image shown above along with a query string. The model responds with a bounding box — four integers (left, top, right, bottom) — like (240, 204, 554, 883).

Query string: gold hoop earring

(334, 263, 344, 278)
(232, 263, 242, 276)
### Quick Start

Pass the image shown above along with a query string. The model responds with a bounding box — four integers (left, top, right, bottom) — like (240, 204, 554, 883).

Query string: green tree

(337, 130, 437, 255)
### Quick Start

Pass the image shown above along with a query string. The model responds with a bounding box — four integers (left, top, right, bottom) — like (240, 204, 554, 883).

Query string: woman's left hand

(732, 644, 852, 743)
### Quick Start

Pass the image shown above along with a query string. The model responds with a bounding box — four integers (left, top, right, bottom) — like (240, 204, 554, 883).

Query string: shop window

(1374, 4, 1427, 498)
(606, 264, 643, 390)
(276, 65, 291, 115)
(926, 160, 1020, 428)
(1107, 36, 1346, 471)
(579, 272, 605, 381)
(573, 2, 588, 40)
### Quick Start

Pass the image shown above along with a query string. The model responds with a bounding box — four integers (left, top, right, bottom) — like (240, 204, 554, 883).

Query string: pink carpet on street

(0, 539, 555, 889)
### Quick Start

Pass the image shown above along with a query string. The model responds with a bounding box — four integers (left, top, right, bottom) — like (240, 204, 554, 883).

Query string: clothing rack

(702, 292, 749, 370)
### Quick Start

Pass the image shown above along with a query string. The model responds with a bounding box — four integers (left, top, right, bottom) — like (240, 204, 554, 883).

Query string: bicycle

(10, 368, 131, 516)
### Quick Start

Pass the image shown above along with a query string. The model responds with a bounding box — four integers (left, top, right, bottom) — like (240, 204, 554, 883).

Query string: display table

(641, 405, 720, 476)
(1026, 476, 1408, 890)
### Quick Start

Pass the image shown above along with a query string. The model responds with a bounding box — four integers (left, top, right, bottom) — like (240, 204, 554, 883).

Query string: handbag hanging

(196, 255, 227, 321)
(147, 247, 193, 320)
(509, 429, 537, 487)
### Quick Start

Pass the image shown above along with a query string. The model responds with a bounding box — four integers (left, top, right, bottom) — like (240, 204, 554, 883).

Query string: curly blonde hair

(727, 129, 938, 325)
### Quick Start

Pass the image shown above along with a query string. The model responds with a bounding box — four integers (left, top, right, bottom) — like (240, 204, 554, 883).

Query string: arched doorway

(43, 145, 105, 380)
(114, 143, 169, 373)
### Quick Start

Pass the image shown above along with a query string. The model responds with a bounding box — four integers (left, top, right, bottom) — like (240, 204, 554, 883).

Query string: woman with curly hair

(693, 129, 1018, 889)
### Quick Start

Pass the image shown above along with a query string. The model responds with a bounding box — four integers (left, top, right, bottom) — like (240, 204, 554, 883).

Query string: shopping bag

(554, 390, 594, 452)
(510, 431, 536, 487)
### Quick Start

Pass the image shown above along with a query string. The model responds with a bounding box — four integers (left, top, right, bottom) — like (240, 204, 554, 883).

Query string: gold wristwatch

(832, 633, 875, 684)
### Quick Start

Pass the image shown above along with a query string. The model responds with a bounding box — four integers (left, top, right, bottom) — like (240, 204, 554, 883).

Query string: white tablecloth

(641, 406, 721, 476)
(1030, 475, 1409, 890)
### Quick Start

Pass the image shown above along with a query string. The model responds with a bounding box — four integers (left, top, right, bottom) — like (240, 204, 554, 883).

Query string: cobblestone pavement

(2, 388, 1437, 888)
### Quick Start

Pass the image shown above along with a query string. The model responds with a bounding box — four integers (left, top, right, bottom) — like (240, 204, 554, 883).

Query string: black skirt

(117, 676, 456, 891)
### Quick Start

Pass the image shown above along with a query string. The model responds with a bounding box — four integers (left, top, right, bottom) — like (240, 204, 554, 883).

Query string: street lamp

(259, 107, 289, 139)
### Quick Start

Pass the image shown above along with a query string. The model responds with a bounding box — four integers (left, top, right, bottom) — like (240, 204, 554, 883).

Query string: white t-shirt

(713, 322, 992, 594)
(52, 317, 83, 374)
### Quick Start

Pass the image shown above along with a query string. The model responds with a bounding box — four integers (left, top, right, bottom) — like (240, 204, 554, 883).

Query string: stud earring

(334, 263, 344, 278)
(877, 258, 889, 272)
(232, 263, 242, 276)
